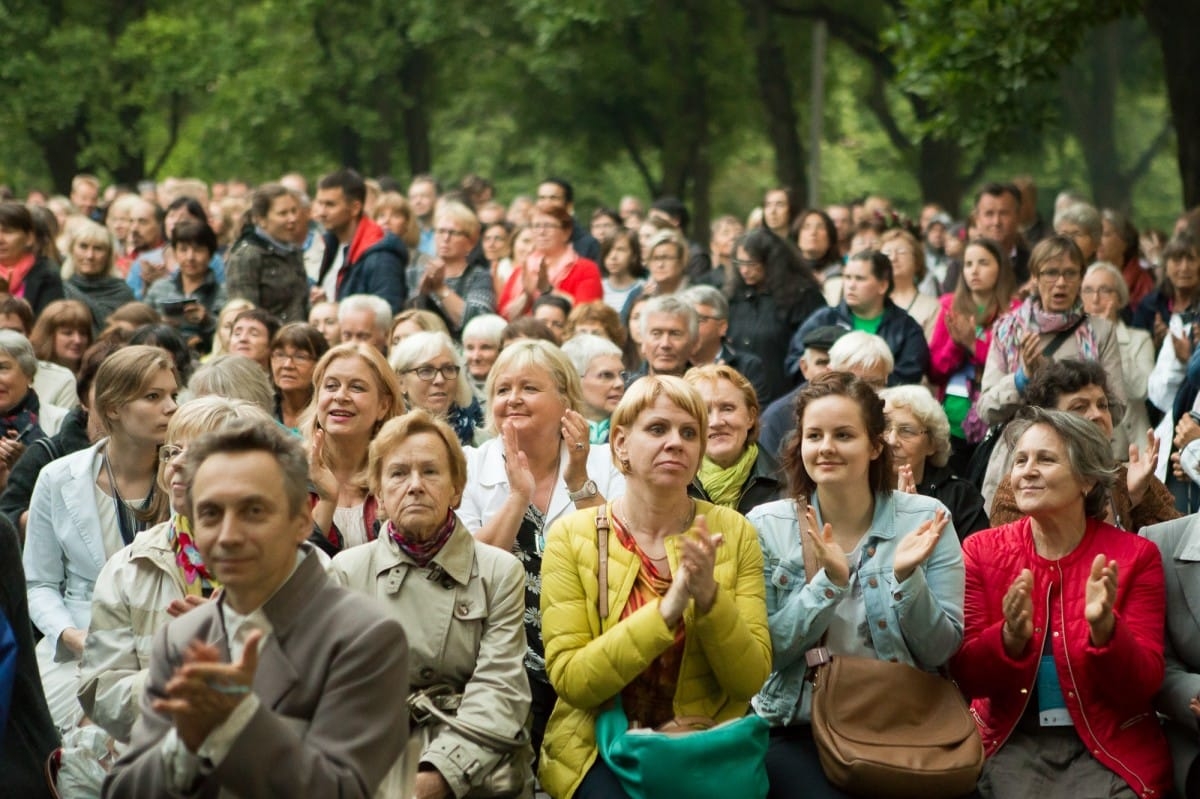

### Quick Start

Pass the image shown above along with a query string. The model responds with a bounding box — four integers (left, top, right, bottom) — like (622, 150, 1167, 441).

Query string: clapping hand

(1127, 429, 1161, 507)
(896, 464, 917, 495)
(944, 309, 976, 351)
(1001, 569, 1034, 657)
(892, 509, 948, 582)
(679, 515, 723, 614)
(153, 631, 261, 752)
(1084, 554, 1118, 647)
(1019, 332, 1045, 377)
(803, 503, 849, 587)
(500, 420, 535, 503)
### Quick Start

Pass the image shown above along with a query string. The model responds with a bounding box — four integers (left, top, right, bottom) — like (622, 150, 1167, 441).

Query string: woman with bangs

(269, 322, 329, 434)
(61, 219, 135, 332)
(30, 299, 93, 376)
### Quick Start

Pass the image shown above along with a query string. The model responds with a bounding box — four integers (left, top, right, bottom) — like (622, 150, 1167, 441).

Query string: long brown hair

(952, 237, 1017, 327)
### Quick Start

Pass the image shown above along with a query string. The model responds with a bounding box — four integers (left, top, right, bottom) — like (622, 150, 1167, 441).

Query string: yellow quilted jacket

(538, 501, 772, 798)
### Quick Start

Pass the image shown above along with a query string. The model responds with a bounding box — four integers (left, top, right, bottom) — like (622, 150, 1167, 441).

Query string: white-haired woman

(462, 313, 507, 404)
(561, 333, 625, 444)
(881, 384, 989, 538)
(61, 220, 135, 333)
(390, 330, 485, 447)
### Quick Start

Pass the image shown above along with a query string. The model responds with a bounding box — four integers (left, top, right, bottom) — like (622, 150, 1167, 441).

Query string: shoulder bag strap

(408, 686, 529, 751)
(1040, 315, 1086, 359)
(597, 503, 610, 621)
(797, 493, 833, 673)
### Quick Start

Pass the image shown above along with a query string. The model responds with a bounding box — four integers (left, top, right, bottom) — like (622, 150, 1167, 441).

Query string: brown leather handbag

(798, 495, 984, 799)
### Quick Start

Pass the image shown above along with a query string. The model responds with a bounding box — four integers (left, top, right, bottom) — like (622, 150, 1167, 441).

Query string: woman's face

(883, 404, 935, 479)
(1097, 219, 1127, 265)
(107, 210, 132, 243)
(734, 246, 765, 288)
(162, 439, 191, 515)
(463, 337, 500, 381)
(317, 355, 390, 439)
(481, 224, 510, 263)
(648, 243, 684, 286)
(604, 236, 634, 277)
(849, 230, 880, 255)
(0, 353, 32, 414)
(401, 348, 460, 417)
(261, 194, 300, 242)
(1054, 383, 1114, 440)
(1080, 268, 1123, 320)
(54, 326, 88, 366)
(490, 364, 567, 439)
(379, 431, 462, 540)
(390, 319, 425, 350)
(229, 319, 271, 365)
(309, 303, 341, 346)
(174, 242, 212, 282)
(1056, 222, 1097, 263)
(531, 213, 570, 255)
(1035, 254, 1084, 313)
(0, 225, 34, 264)
(962, 244, 1000, 295)
(110, 368, 178, 446)
(797, 214, 830, 259)
(628, 301, 647, 345)
(638, 222, 659, 258)
(1010, 424, 1092, 517)
(72, 237, 110, 277)
(1167, 253, 1200, 295)
(580, 354, 625, 420)
(701, 378, 755, 470)
(711, 221, 743, 260)
(800, 395, 882, 491)
(271, 345, 317, 395)
(512, 227, 536, 266)
(376, 207, 409, 239)
(613, 395, 703, 489)
(881, 238, 916, 284)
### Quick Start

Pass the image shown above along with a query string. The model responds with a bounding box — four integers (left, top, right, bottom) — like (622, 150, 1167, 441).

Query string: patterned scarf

(588, 417, 611, 444)
(992, 296, 1097, 372)
(0, 388, 40, 440)
(388, 511, 456, 566)
(447, 397, 484, 447)
(169, 515, 218, 597)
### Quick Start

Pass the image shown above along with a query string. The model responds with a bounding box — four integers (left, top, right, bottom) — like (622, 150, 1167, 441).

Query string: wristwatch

(568, 479, 599, 503)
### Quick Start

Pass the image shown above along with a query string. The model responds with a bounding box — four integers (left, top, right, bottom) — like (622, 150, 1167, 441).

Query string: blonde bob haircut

(368, 409, 468, 507)
(684, 363, 760, 445)
(158, 397, 274, 494)
(61, 219, 118, 279)
(609, 375, 708, 475)
(484, 339, 583, 434)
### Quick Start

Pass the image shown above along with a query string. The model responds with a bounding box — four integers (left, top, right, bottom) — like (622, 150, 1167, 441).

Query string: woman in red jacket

(498, 205, 602, 319)
(951, 407, 1171, 798)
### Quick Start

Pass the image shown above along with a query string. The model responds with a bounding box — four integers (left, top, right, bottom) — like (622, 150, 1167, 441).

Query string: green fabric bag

(594, 697, 770, 799)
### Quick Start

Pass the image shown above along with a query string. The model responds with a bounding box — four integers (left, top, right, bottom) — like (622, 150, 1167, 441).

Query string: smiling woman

(389, 330, 483, 447)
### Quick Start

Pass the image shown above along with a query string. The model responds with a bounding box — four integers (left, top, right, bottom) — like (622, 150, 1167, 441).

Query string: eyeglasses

(404, 364, 461, 381)
(271, 350, 316, 364)
(1039, 269, 1082, 283)
(587, 370, 629, 383)
(434, 228, 468, 239)
(732, 258, 763, 269)
(1080, 286, 1119, 297)
(159, 444, 186, 463)
(884, 423, 927, 441)
(531, 223, 563, 231)
(881, 248, 912, 259)
(647, 254, 679, 264)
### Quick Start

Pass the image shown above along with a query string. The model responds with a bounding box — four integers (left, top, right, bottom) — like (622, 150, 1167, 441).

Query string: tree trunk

(40, 117, 85, 194)
(915, 135, 967, 212)
(111, 106, 145, 187)
(1146, 0, 1200, 208)
(1061, 22, 1129, 211)
(742, 0, 807, 201)
(401, 48, 433, 176)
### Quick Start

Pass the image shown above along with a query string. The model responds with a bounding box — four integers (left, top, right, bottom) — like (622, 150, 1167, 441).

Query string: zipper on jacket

(1055, 560, 1153, 796)
(992, 582, 1052, 754)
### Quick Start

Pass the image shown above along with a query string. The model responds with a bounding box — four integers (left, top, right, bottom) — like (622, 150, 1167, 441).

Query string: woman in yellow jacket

(539, 375, 772, 798)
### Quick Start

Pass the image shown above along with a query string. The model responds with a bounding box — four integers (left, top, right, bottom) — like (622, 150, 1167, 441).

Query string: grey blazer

(1143, 515, 1200, 730)
(102, 547, 410, 799)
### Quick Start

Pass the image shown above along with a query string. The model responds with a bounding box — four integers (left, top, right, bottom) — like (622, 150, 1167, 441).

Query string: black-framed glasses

(271, 350, 316, 364)
(159, 444, 186, 463)
(404, 364, 461, 381)
(434, 228, 469, 239)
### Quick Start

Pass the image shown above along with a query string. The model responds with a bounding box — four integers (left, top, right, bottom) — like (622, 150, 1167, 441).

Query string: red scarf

(0, 253, 36, 298)
(388, 511, 456, 566)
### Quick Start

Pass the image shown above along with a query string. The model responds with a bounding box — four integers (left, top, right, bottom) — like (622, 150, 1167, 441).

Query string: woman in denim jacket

(748, 371, 966, 798)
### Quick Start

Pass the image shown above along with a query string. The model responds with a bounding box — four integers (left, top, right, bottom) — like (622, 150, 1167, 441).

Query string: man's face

(842, 258, 889, 317)
(408, 180, 436, 219)
(799, 347, 832, 382)
(313, 187, 359, 239)
(536, 182, 568, 214)
(129, 201, 162, 250)
(340, 308, 387, 352)
(692, 304, 727, 356)
(826, 205, 852, 243)
(191, 451, 310, 612)
(641, 312, 693, 376)
(71, 182, 99, 217)
(975, 192, 1019, 248)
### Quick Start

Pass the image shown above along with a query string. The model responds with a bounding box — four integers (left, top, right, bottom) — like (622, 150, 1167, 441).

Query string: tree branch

(1123, 120, 1174, 186)
(615, 114, 660, 196)
(864, 65, 914, 157)
(768, 1, 894, 77)
(146, 91, 182, 179)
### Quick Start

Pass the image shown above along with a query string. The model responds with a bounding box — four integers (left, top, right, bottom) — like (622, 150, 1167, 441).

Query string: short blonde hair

(879, 384, 951, 468)
(434, 200, 481, 242)
(684, 363, 760, 444)
(368, 410, 467, 507)
(609, 375, 708, 473)
(61, 219, 117, 279)
(159, 396, 274, 493)
(485, 339, 582, 434)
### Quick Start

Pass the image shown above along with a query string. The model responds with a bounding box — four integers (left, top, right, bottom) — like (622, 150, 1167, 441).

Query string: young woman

(224, 183, 309, 323)
(600, 228, 644, 319)
(0, 201, 65, 315)
(30, 299, 93, 375)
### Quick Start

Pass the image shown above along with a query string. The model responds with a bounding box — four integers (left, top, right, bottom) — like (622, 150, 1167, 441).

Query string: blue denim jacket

(750, 491, 965, 727)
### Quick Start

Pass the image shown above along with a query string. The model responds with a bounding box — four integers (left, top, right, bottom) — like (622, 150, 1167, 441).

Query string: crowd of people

(2, 167, 1200, 799)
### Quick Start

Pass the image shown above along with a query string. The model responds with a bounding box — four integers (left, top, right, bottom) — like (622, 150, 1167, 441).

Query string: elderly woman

(1080, 261, 1154, 458)
(459, 340, 626, 765)
(224, 183, 309, 323)
(390, 308, 450, 349)
(330, 411, 532, 799)
(683, 363, 782, 515)
(0, 329, 70, 452)
(406, 200, 495, 337)
(462, 313, 506, 404)
(1054, 201, 1102, 264)
(1133, 233, 1200, 349)
(951, 408, 1171, 799)
(538, 376, 771, 798)
(390, 331, 484, 447)
(30, 299, 92, 376)
(751, 371, 963, 798)
(270, 323, 329, 433)
(23, 346, 177, 728)
(0, 201, 65, 315)
(1097, 209, 1154, 309)
(880, 228, 939, 337)
(206, 298, 254, 359)
(498, 206, 602, 319)
(881, 384, 989, 538)
(562, 333, 626, 444)
(726, 228, 826, 404)
(61, 219, 135, 332)
(305, 343, 403, 556)
(989, 359, 1177, 533)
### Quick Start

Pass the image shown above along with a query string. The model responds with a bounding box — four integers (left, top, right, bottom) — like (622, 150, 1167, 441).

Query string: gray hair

(1004, 406, 1117, 519)
(388, 330, 473, 409)
(880, 384, 951, 468)
(0, 330, 38, 379)
(639, 294, 699, 342)
(183, 418, 311, 519)
(828, 330, 893, 374)
(1054, 202, 1102, 243)
(187, 354, 275, 414)
(1085, 261, 1130, 309)
(462, 313, 506, 347)
(681, 285, 729, 320)
(561, 333, 623, 378)
(339, 294, 393, 338)
(646, 229, 687, 261)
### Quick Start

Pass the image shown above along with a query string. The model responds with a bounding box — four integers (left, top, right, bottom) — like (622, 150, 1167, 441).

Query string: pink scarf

(992, 296, 1097, 372)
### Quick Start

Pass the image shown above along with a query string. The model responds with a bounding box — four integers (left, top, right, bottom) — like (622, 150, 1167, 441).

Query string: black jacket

(916, 462, 989, 540)
(689, 446, 785, 517)
(727, 283, 825, 404)
(22, 256, 65, 317)
(0, 408, 91, 533)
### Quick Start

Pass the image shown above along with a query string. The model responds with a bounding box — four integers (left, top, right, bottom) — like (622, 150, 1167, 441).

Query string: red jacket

(950, 517, 1171, 798)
